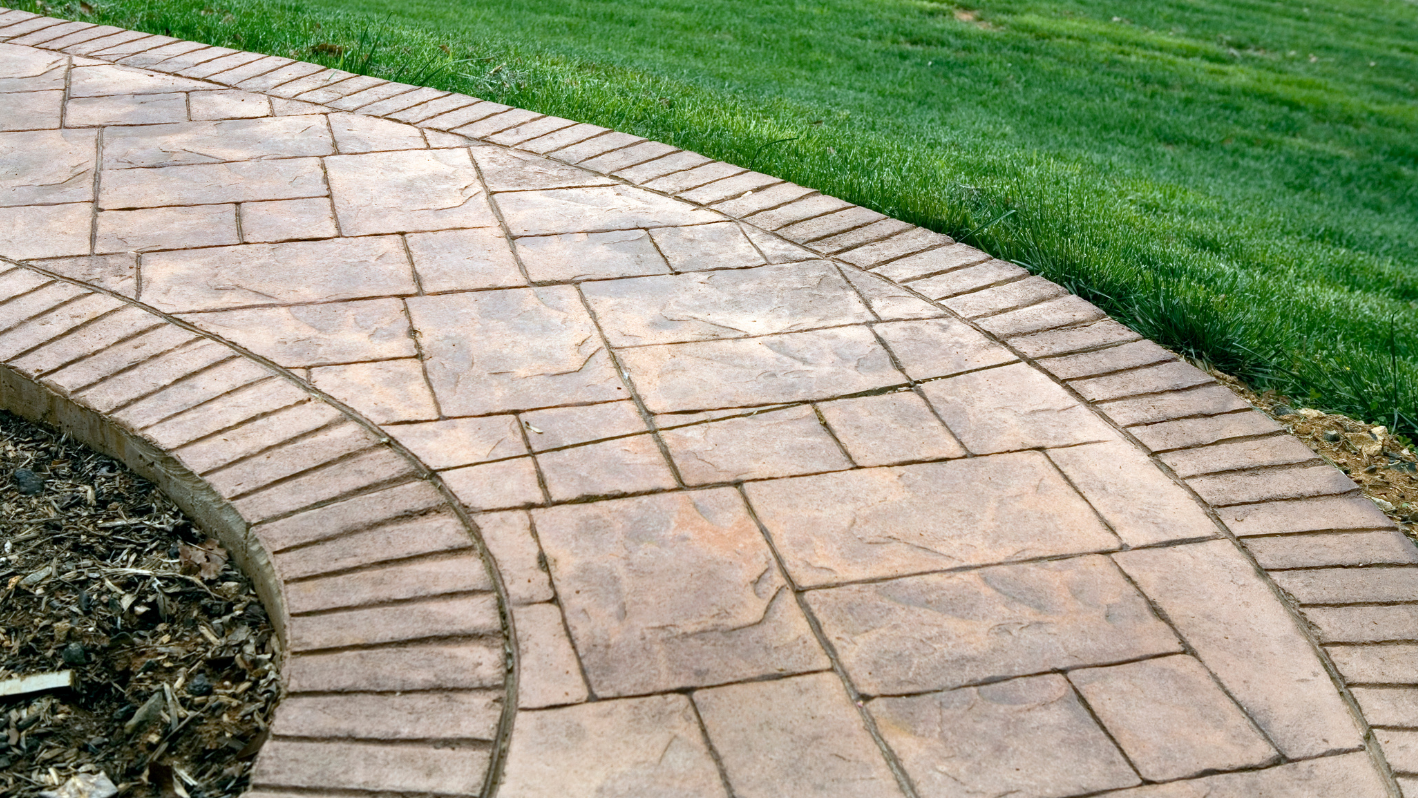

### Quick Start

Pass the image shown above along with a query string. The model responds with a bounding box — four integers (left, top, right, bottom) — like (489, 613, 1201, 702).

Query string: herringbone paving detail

(1, 10, 1414, 797)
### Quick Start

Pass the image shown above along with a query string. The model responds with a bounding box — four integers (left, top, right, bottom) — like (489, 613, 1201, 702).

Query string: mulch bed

(0, 411, 280, 798)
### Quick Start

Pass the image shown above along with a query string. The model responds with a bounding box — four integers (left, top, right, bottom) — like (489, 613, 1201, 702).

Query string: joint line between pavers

(221, 442, 387, 501)
(923, 272, 1031, 306)
(287, 587, 492, 618)
(733, 481, 924, 798)
(523, 511, 600, 701)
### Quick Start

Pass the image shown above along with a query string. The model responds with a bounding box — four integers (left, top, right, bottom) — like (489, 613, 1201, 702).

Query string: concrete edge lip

(0, 11, 1411, 797)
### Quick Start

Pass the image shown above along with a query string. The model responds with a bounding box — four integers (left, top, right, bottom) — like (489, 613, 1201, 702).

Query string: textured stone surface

(0, 34, 1396, 796)
(746, 454, 1118, 587)
(695, 672, 905, 798)
(1069, 655, 1277, 780)
(1115, 541, 1364, 758)
(807, 556, 1180, 694)
(498, 696, 727, 798)
(871, 675, 1139, 798)
(533, 490, 828, 696)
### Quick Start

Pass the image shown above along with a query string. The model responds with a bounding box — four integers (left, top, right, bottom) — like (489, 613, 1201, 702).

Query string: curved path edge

(1, 9, 1416, 798)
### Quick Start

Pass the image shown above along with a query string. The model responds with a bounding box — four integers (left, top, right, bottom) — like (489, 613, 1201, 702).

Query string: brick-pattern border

(0, 252, 517, 795)
(4, 8, 1418, 795)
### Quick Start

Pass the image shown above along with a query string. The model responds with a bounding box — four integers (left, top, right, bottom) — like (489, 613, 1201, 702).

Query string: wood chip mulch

(0, 411, 280, 798)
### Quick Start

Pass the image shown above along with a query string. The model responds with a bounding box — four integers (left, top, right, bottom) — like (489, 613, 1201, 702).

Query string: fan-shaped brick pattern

(3, 9, 1416, 797)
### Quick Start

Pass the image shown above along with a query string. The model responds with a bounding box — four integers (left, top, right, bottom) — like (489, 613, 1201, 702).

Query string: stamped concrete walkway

(2, 10, 1418, 798)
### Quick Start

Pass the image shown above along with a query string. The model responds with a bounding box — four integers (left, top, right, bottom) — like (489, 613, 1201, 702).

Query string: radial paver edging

(1, 9, 1416, 797)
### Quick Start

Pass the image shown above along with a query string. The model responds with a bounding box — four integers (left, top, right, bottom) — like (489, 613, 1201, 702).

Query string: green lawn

(15, 0, 1418, 435)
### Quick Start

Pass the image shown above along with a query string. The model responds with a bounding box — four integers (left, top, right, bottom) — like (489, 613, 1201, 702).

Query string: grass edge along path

(9, 0, 1418, 439)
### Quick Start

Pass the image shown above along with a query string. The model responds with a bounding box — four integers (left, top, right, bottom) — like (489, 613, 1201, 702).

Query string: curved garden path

(2, 10, 1417, 797)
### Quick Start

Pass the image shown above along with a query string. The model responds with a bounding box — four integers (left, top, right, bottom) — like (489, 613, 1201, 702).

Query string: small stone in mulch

(0, 411, 281, 798)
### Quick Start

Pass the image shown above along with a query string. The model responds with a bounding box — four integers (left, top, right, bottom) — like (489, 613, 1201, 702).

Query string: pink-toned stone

(641, 160, 745, 195)
(254, 479, 445, 551)
(1049, 440, 1220, 545)
(943, 276, 1066, 319)
(274, 511, 472, 580)
(747, 453, 1117, 587)
(649, 221, 765, 272)
(873, 317, 1016, 380)
(772, 205, 884, 246)
(578, 140, 678, 174)
(498, 696, 727, 798)
(584, 262, 872, 346)
(537, 434, 677, 500)
(96, 205, 239, 253)
(1188, 463, 1356, 506)
(695, 672, 906, 798)
(65, 91, 188, 125)
(0, 291, 122, 358)
(182, 299, 414, 367)
(533, 489, 829, 696)
(389, 416, 526, 469)
(141, 377, 311, 449)
(806, 556, 1180, 694)
(284, 639, 503, 693)
(273, 690, 501, 740)
(838, 227, 952, 268)
(1072, 360, 1214, 403)
(8, 305, 159, 378)
(99, 158, 326, 208)
(742, 223, 822, 263)
(1219, 494, 1395, 536)
(1090, 751, 1386, 797)
(496, 184, 719, 236)
(1009, 317, 1141, 358)
(661, 405, 850, 485)
(0, 44, 66, 93)
(0, 88, 61, 129)
(141, 236, 414, 312)
(615, 150, 712, 184)
(1, 129, 96, 207)
(101, 116, 333, 169)
(0, 203, 91, 259)
(1129, 410, 1284, 452)
(1379, 729, 1418, 774)
(979, 294, 1107, 338)
(327, 111, 427, 153)
(904, 259, 1024, 297)
(513, 602, 590, 709)
(1351, 686, 1418, 726)
(239, 197, 338, 243)
(1037, 339, 1175, 381)
(287, 592, 499, 651)
(1070, 655, 1277, 781)
(309, 359, 439, 423)
(406, 227, 526, 292)
(42, 324, 197, 394)
(326, 148, 497, 235)
(1272, 566, 1418, 605)
(1245, 530, 1418, 569)
(233, 446, 417, 522)
(871, 675, 1138, 798)
(1329, 643, 1418, 684)
(486, 115, 578, 146)
(1305, 605, 1418, 644)
(817, 390, 964, 466)
(29, 254, 137, 297)
(520, 401, 647, 451)
(839, 267, 944, 320)
(1101, 384, 1251, 426)
(921, 363, 1117, 454)
(252, 740, 489, 794)
(408, 287, 625, 415)
(205, 422, 378, 498)
(520, 122, 611, 155)
(619, 327, 906, 414)
(327, 81, 418, 111)
(809, 218, 917, 255)
(516, 229, 669, 281)
(470, 146, 612, 193)
(1160, 435, 1321, 478)
(476, 510, 553, 604)
(1114, 540, 1363, 758)
(270, 97, 326, 116)
(744, 193, 853, 231)
(356, 86, 446, 117)
(441, 457, 546, 512)
(174, 400, 345, 475)
(285, 553, 491, 615)
(75, 339, 234, 413)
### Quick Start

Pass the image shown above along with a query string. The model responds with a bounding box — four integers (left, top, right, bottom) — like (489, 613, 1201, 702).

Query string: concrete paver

(0, 20, 1406, 798)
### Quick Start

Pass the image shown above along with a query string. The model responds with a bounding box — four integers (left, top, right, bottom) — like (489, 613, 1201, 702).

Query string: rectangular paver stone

(1114, 540, 1363, 758)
